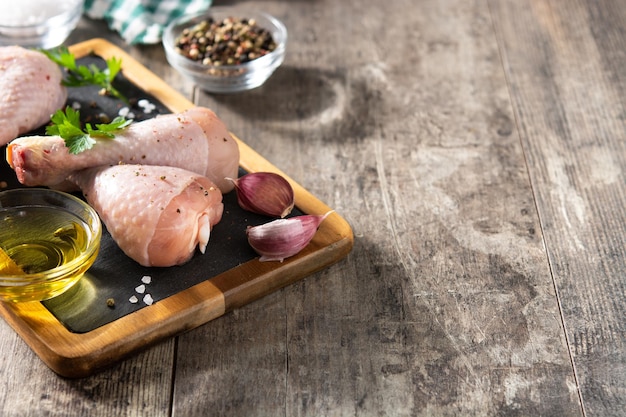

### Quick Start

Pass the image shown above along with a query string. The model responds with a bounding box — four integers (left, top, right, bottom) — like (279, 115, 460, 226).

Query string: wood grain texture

(0, 319, 175, 417)
(171, 0, 581, 415)
(489, 0, 626, 415)
(1, 0, 623, 415)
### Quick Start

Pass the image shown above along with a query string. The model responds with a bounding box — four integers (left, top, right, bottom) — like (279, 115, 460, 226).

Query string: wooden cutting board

(0, 39, 353, 378)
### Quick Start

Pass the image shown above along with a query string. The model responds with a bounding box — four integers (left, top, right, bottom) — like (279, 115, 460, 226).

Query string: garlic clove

(246, 211, 333, 262)
(226, 172, 295, 218)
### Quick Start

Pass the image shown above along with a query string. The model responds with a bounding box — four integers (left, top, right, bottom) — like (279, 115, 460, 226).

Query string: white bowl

(163, 7, 287, 93)
(0, 0, 84, 49)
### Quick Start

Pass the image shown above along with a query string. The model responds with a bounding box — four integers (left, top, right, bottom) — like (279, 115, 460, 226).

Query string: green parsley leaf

(46, 107, 132, 155)
(41, 47, 128, 103)
(87, 116, 133, 138)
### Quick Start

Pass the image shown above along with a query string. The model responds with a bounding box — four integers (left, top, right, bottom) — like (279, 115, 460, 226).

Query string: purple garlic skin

(227, 172, 295, 218)
(246, 211, 333, 262)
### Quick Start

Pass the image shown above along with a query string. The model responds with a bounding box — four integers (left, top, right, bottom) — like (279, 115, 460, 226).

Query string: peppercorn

(174, 16, 277, 66)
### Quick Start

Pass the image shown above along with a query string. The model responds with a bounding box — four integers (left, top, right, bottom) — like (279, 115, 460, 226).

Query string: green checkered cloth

(84, 0, 212, 45)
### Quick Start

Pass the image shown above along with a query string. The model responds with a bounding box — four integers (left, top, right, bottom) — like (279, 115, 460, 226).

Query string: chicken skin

(7, 106, 240, 193)
(69, 164, 224, 267)
(0, 46, 66, 146)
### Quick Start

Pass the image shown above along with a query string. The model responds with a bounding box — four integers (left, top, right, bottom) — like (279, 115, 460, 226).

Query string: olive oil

(0, 205, 97, 301)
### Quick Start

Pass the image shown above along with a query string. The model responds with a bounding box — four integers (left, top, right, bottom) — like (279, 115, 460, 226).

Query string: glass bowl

(0, 188, 102, 302)
(163, 7, 287, 93)
(0, 0, 84, 49)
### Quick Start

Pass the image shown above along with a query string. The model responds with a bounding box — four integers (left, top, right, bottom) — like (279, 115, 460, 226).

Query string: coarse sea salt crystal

(0, 0, 82, 26)
(138, 99, 156, 114)
(143, 294, 154, 306)
(135, 284, 146, 294)
(129, 295, 139, 304)
(118, 107, 136, 119)
(141, 275, 152, 284)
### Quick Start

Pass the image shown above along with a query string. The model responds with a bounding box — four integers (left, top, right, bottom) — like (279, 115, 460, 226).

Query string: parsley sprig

(41, 47, 127, 103)
(46, 107, 133, 155)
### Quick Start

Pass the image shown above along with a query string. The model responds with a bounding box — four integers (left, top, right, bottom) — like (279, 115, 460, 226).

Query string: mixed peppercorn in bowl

(163, 7, 287, 93)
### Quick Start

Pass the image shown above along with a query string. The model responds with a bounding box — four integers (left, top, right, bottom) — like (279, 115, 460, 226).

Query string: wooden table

(1, 0, 624, 415)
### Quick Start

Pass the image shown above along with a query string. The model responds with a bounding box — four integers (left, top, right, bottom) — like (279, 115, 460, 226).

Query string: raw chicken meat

(6, 106, 240, 193)
(69, 164, 224, 267)
(0, 46, 67, 146)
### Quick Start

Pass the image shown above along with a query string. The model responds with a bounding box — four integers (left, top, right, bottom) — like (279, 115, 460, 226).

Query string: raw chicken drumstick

(0, 46, 67, 146)
(69, 164, 224, 267)
(7, 106, 240, 193)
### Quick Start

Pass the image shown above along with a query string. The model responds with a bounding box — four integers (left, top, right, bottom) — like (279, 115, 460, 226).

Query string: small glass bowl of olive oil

(0, 188, 102, 302)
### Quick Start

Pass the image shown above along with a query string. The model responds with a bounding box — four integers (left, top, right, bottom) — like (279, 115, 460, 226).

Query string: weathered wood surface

(489, 0, 626, 415)
(0, 0, 623, 415)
